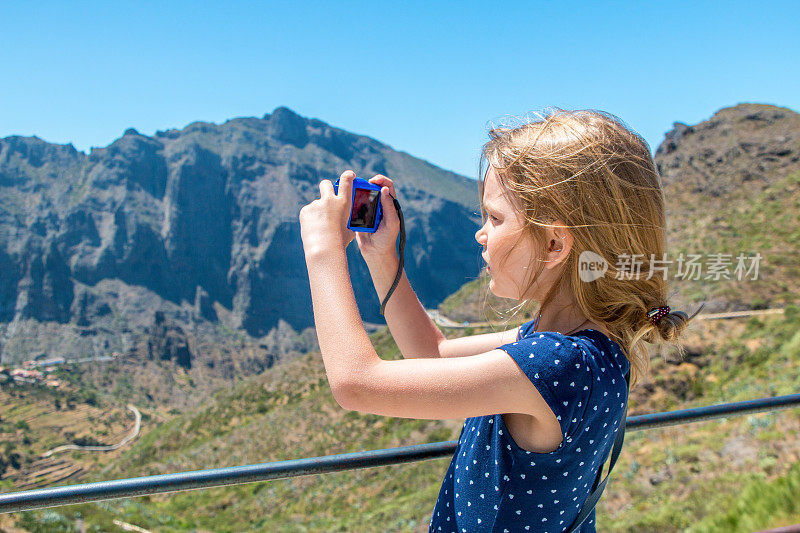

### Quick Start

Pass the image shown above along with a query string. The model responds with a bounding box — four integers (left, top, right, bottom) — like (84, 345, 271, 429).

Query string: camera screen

(350, 188, 380, 228)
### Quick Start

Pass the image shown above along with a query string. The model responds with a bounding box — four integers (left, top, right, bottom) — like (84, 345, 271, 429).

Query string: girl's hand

(299, 170, 357, 257)
(355, 175, 401, 261)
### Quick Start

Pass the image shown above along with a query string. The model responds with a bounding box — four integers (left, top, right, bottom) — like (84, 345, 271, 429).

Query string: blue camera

(333, 176, 383, 233)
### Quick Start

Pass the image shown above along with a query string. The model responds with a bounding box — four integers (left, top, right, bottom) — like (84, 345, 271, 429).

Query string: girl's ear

(544, 219, 573, 270)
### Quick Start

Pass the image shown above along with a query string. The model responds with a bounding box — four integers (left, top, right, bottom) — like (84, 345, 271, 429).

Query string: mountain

(0, 107, 483, 378)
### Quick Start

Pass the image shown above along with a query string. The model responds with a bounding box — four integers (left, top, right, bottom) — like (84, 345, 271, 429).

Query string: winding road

(42, 404, 141, 457)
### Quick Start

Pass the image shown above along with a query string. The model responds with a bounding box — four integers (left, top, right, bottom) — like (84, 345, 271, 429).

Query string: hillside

(658, 103, 800, 312)
(6, 306, 799, 532)
(0, 371, 155, 494)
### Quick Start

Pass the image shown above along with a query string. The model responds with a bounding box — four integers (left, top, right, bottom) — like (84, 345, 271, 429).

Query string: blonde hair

(478, 107, 702, 389)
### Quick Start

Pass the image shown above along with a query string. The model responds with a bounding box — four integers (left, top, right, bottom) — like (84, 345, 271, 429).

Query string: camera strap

(379, 195, 405, 316)
(565, 367, 631, 532)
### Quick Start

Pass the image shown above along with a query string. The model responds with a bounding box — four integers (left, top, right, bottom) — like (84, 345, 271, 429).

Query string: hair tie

(647, 305, 671, 325)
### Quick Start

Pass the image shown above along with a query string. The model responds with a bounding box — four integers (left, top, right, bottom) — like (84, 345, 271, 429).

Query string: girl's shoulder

(518, 319, 619, 351)
(570, 329, 630, 376)
(515, 322, 629, 373)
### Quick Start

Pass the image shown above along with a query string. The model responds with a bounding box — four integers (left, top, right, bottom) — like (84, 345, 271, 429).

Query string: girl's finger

(370, 176, 396, 198)
(379, 179, 395, 193)
(381, 187, 398, 222)
(370, 175, 393, 185)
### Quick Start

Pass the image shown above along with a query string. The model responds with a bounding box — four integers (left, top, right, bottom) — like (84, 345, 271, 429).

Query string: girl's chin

(489, 280, 518, 300)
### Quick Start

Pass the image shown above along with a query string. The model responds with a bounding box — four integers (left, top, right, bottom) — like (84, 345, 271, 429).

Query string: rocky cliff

(0, 106, 482, 368)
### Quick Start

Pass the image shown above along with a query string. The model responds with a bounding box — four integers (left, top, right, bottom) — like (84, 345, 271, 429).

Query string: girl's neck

(532, 286, 596, 335)
(533, 306, 591, 335)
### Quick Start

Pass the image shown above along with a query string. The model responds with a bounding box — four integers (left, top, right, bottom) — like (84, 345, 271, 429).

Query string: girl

(299, 107, 699, 532)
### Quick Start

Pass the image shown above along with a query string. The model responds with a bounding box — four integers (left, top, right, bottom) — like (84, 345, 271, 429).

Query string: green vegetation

(670, 171, 800, 310)
(688, 461, 800, 532)
(595, 306, 800, 531)
(10, 306, 800, 531)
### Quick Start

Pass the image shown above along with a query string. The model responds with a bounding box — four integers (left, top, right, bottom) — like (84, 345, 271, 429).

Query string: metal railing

(1, 392, 799, 514)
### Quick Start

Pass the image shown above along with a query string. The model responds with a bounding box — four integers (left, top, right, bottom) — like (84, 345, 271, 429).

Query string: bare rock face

(146, 311, 193, 370)
(656, 104, 800, 199)
(0, 106, 482, 365)
(194, 285, 217, 322)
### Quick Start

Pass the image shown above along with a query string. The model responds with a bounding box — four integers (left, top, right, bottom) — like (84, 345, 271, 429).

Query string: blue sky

(1, 1, 798, 179)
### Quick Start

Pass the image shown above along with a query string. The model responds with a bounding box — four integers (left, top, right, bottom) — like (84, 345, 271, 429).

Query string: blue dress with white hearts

(428, 321, 630, 533)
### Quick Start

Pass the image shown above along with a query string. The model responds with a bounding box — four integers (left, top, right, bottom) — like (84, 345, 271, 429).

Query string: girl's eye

(489, 215, 499, 222)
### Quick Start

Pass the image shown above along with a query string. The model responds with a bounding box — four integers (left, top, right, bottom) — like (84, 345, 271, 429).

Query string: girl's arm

(366, 253, 522, 359)
(305, 247, 552, 422)
(338, 348, 554, 421)
(364, 252, 446, 359)
(304, 246, 381, 403)
(439, 327, 521, 358)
